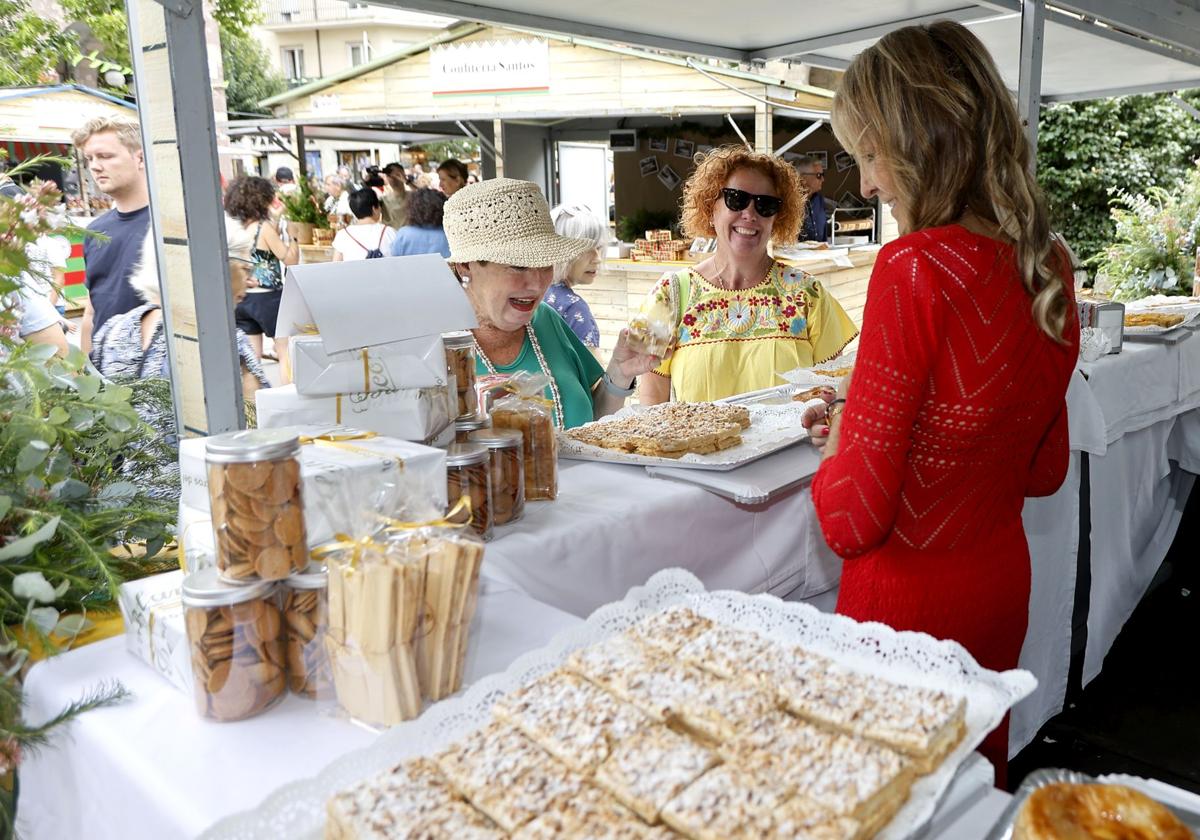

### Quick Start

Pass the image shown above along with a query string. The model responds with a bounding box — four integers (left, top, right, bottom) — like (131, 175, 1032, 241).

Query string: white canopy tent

(133, 0, 1200, 433)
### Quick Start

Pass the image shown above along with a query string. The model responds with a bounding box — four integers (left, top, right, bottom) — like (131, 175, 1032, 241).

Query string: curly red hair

(680, 145, 807, 245)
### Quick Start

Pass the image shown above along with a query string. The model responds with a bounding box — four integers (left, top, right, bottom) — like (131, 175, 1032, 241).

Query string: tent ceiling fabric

(383, 0, 1200, 100)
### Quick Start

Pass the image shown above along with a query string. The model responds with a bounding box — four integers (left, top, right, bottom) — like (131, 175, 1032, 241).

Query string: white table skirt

(483, 459, 842, 617)
(16, 578, 582, 840)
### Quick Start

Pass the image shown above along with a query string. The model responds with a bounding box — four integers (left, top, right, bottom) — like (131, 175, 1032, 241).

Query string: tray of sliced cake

(558, 402, 810, 471)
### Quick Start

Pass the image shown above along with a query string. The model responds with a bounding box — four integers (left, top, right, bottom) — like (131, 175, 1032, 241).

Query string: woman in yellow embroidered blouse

(640, 146, 859, 404)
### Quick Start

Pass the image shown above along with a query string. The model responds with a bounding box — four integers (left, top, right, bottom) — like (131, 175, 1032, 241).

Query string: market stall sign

(430, 38, 550, 96)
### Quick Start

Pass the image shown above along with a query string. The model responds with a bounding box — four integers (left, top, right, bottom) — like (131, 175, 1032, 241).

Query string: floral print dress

(543, 281, 600, 348)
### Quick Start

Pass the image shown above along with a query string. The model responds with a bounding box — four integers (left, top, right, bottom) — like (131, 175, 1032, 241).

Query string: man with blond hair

(72, 117, 152, 354)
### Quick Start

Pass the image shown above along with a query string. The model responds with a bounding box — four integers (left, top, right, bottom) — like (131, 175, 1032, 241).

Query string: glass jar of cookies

(468, 428, 524, 526)
(445, 443, 493, 540)
(182, 568, 285, 722)
(454, 413, 490, 444)
(281, 564, 331, 699)
(205, 430, 308, 583)
(443, 331, 478, 420)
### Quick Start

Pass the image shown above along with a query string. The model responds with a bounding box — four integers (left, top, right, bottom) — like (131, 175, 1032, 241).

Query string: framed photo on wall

(648, 136, 668, 153)
(658, 164, 682, 191)
(640, 156, 660, 177)
(674, 138, 696, 159)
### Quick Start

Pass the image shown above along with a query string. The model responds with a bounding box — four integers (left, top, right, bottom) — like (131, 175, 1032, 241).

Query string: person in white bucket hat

(445, 178, 658, 428)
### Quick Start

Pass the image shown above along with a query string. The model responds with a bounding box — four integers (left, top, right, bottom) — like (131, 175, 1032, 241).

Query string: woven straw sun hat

(444, 178, 594, 268)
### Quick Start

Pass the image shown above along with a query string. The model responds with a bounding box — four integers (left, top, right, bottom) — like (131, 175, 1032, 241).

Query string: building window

(347, 41, 371, 67)
(281, 46, 305, 80)
(347, 1, 368, 8)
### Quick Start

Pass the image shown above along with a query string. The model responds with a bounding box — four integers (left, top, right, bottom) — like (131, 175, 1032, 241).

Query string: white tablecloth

(483, 459, 841, 617)
(16, 578, 582, 840)
(1012, 335, 1200, 754)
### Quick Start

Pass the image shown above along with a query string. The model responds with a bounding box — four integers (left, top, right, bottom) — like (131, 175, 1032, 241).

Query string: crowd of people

(3, 19, 1079, 787)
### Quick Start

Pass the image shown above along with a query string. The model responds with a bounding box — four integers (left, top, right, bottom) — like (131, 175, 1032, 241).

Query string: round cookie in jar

(468, 428, 525, 526)
(182, 568, 286, 722)
(445, 443, 493, 540)
(443, 331, 478, 420)
(454, 413, 490, 444)
(281, 563, 332, 699)
(205, 429, 308, 583)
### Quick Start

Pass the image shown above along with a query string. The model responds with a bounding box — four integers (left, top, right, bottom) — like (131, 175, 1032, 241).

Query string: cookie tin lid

(285, 562, 328, 590)
(442, 330, 475, 349)
(444, 442, 488, 467)
(454, 414, 490, 432)
(204, 429, 301, 464)
(468, 428, 522, 450)
(182, 567, 276, 606)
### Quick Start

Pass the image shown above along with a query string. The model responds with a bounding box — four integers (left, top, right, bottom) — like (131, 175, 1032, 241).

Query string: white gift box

(117, 570, 193, 694)
(178, 427, 449, 559)
(255, 384, 452, 443)
(289, 334, 448, 396)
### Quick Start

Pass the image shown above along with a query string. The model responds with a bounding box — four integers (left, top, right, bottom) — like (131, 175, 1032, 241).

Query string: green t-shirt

(474, 304, 605, 429)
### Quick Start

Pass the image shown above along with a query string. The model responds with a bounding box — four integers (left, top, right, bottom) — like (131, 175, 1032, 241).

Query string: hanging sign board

(430, 38, 550, 96)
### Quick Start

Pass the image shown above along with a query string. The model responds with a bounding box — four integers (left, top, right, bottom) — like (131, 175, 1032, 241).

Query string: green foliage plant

(0, 163, 178, 820)
(280, 177, 330, 228)
(1092, 164, 1200, 301)
(616, 209, 678, 243)
(221, 27, 285, 117)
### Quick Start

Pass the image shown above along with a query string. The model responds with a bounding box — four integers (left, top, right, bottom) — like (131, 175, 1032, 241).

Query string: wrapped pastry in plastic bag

(626, 298, 674, 357)
(490, 371, 558, 501)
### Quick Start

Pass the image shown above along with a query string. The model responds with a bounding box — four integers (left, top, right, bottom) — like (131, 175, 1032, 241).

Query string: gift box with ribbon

(117, 570, 193, 693)
(255, 384, 453, 443)
(289, 334, 448, 397)
(178, 427, 449, 568)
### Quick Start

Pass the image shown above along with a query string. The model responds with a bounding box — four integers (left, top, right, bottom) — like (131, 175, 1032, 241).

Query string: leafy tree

(1037, 91, 1200, 266)
(61, 0, 131, 71)
(211, 0, 263, 40)
(221, 27, 285, 116)
(0, 0, 72, 86)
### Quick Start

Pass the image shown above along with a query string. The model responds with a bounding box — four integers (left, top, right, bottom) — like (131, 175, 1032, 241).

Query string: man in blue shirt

(72, 117, 152, 354)
(796, 155, 835, 242)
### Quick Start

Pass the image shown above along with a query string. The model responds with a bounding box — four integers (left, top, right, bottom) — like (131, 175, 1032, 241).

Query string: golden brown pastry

(1013, 782, 1194, 840)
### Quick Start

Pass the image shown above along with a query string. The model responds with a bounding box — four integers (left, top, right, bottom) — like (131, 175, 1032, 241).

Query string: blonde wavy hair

(71, 117, 143, 154)
(680, 145, 806, 246)
(831, 21, 1071, 342)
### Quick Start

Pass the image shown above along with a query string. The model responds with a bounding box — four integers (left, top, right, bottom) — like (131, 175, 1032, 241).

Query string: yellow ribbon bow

(380, 495, 474, 532)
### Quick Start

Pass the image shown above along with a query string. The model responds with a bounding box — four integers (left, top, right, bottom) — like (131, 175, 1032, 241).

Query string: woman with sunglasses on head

(803, 21, 1079, 785)
(445, 179, 658, 429)
(638, 146, 858, 405)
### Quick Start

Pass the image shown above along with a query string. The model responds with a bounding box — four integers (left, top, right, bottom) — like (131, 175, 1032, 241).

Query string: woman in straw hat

(444, 179, 658, 429)
(803, 20, 1079, 784)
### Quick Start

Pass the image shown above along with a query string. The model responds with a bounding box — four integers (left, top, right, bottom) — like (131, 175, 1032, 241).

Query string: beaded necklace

(473, 325, 566, 429)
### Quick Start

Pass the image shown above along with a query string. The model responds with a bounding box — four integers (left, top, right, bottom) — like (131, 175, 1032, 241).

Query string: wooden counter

(589, 249, 877, 361)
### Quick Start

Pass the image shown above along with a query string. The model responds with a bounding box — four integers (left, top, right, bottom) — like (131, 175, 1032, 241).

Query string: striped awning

(3, 140, 72, 161)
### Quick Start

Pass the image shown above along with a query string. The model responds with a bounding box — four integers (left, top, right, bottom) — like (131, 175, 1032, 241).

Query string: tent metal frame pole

(147, 0, 243, 434)
(774, 120, 823, 157)
(1018, 0, 1045, 167)
(724, 113, 751, 150)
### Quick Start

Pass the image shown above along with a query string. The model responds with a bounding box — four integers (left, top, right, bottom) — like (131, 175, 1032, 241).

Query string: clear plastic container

(445, 443, 493, 540)
(281, 564, 331, 699)
(205, 429, 308, 583)
(454, 413, 491, 444)
(443, 331, 478, 420)
(492, 399, 557, 501)
(468, 428, 525, 525)
(182, 568, 285, 722)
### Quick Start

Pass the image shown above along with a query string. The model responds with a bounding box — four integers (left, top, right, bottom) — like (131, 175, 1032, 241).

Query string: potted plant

(0, 167, 178, 829)
(279, 178, 329, 246)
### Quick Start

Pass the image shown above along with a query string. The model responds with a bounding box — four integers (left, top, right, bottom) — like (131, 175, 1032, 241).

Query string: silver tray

(985, 767, 1200, 839)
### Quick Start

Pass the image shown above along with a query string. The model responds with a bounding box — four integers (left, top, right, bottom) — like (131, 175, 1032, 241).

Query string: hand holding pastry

(610, 328, 661, 382)
(800, 389, 836, 454)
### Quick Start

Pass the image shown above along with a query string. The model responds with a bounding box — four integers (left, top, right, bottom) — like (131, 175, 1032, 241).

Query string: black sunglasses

(721, 188, 783, 218)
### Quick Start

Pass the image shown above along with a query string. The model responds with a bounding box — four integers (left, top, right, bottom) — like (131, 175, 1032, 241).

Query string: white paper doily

(201, 569, 1035, 840)
(558, 404, 810, 471)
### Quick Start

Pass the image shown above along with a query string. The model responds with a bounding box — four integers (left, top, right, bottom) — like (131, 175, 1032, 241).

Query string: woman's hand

(800, 387, 837, 454)
(837, 368, 852, 399)
(609, 328, 661, 384)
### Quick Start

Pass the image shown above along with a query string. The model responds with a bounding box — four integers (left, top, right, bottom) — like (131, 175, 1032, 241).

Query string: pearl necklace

(473, 325, 566, 429)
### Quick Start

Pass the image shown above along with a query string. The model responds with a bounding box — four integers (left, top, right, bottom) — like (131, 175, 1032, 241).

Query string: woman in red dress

(804, 21, 1080, 786)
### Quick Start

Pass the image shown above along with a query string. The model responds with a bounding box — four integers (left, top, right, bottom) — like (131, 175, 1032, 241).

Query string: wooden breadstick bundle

(321, 540, 427, 726)
(413, 531, 486, 701)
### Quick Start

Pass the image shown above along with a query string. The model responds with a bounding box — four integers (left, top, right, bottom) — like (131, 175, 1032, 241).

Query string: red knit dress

(811, 224, 1079, 784)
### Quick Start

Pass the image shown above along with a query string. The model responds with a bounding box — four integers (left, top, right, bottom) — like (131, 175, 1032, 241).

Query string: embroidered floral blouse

(543, 281, 600, 348)
(644, 262, 859, 402)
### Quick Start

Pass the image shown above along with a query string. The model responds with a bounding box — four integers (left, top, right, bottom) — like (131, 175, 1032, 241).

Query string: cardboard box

(290, 334, 448, 396)
(178, 427, 449, 554)
(117, 570, 193, 694)
(256, 384, 452, 442)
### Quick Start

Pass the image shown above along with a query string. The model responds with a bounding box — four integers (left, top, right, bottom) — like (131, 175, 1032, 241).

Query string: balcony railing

(261, 0, 384, 26)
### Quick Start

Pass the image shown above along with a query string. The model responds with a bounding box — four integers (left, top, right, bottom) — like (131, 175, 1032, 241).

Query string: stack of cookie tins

(181, 429, 322, 721)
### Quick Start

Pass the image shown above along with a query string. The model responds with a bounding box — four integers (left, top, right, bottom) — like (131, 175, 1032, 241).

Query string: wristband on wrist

(825, 398, 847, 423)
(603, 372, 636, 397)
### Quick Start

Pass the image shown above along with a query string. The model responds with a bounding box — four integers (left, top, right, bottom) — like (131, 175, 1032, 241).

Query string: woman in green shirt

(444, 179, 657, 428)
